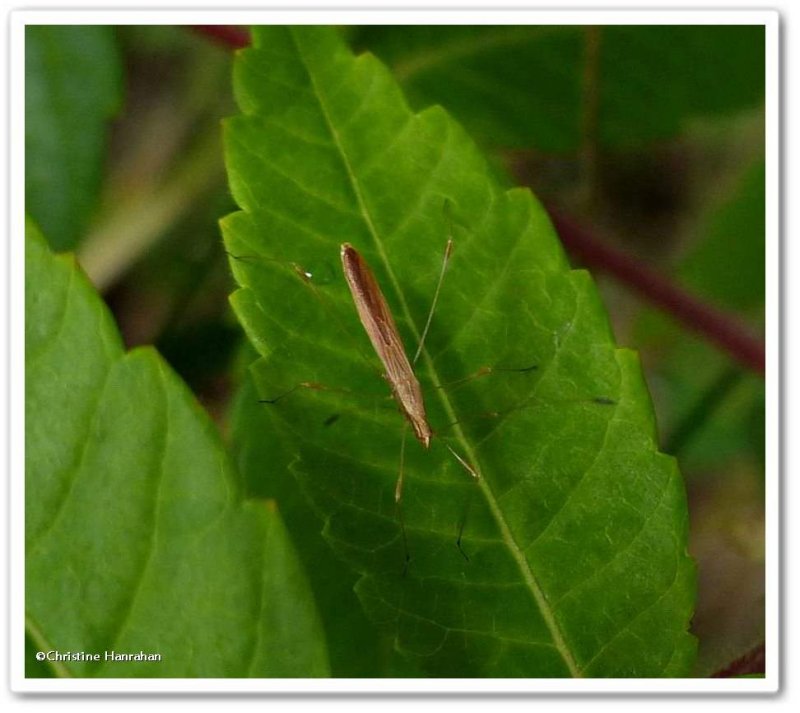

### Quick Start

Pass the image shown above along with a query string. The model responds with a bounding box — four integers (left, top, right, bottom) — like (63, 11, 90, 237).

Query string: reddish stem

(549, 211, 765, 375)
(190, 25, 250, 49)
(711, 643, 765, 678)
(188, 25, 766, 377)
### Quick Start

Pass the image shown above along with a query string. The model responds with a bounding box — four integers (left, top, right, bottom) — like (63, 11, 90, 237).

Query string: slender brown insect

(241, 238, 611, 569)
(340, 242, 479, 517)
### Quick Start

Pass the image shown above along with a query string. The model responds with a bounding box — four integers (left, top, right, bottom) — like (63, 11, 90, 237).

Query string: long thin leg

(395, 423, 411, 575)
(442, 439, 480, 562)
(456, 485, 477, 562)
(289, 262, 390, 381)
(444, 442, 479, 481)
(229, 250, 382, 379)
(433, 363, 539, 392)
(258, 381, 400, 411)
(258, 381, 351, 404)
(413, 238, 454, 365)
(395, 422, 410, 502)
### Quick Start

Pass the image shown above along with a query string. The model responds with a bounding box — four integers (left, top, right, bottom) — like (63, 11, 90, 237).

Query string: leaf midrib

(288, 28, 581, 677)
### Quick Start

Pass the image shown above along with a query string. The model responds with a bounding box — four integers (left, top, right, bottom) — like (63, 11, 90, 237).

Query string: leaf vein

(577, 545, 682, 675)
(552, 466, 674, 606)
(97, 362, 171, 667)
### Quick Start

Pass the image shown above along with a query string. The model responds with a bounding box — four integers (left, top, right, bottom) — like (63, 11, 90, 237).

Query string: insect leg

(455, 485, 477, 562)
(443, 442, 480, 481)
(228, 250, 383, 380)
(433, 363, 539, 392)
(395, 423, 411, 575)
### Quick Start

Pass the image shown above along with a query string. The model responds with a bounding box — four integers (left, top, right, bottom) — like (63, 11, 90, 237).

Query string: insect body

(340, 243, 432, 448)
(340, 242, 478, 513)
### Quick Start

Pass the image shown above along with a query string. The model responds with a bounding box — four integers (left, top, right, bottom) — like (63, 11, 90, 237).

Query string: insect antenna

(413, 238, 454, 365)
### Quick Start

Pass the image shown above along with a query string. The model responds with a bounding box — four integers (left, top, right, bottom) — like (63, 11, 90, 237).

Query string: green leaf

(222, 26, 695, 677)
(25, 220, 329, 677)
(646, 337, 764, 473)
(25, 634, 53, 678)
(679, 160, 765, 313)
(230, 362, 426, 676)
(26, 26, 123, 251)
(353, 25, 765, 151)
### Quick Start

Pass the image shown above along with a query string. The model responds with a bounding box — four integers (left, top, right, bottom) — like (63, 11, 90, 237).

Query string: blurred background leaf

(637, 158, 765, 473)
(629, 158, 765, 676)
(70, 27, 240, 414)
(679, 160, 765, 312)
(352, 25, 765, 152)
(25, 26, 123, 251)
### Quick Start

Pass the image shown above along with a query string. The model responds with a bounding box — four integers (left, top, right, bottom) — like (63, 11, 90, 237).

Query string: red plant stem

(549, 211, 765, 375)
(190, 25, 250, 49)
(711, 643, 765, 678)
(188, 26, 766, 377)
